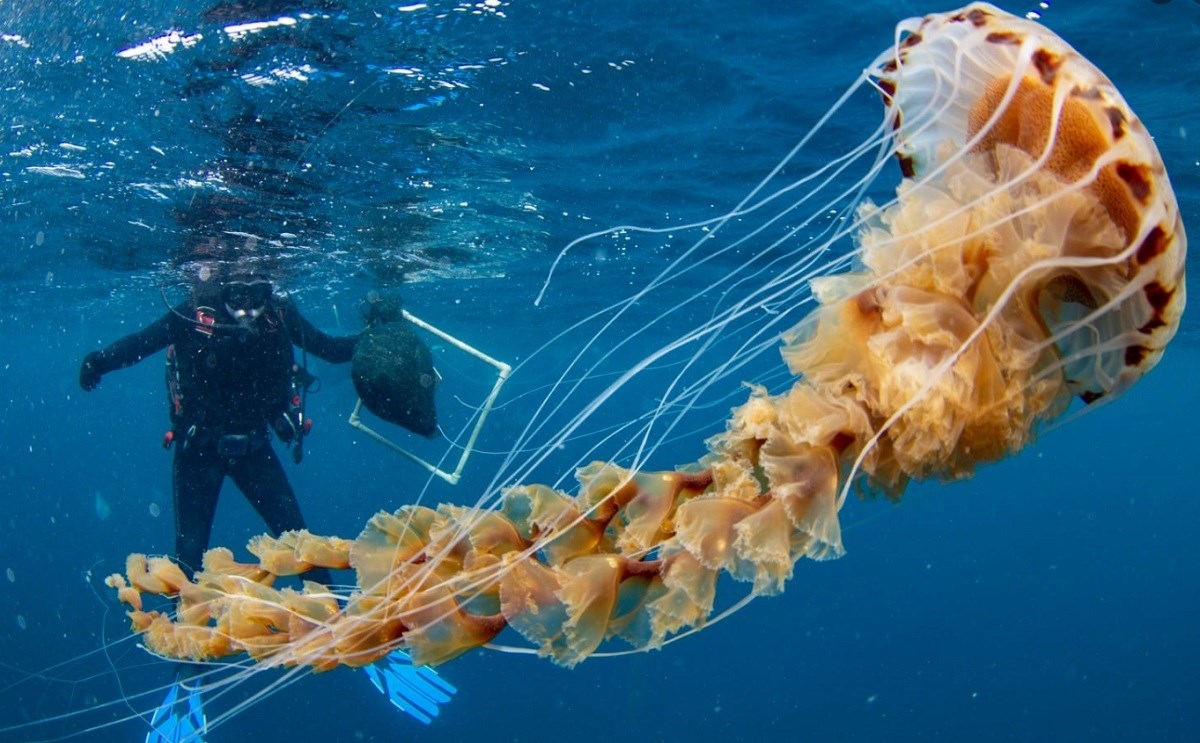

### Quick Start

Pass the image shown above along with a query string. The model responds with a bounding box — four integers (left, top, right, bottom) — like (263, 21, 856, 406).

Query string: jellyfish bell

(875, 2, 1185, 408)
(39, 3, 1185, 739)
(776, 2, 1189, 500)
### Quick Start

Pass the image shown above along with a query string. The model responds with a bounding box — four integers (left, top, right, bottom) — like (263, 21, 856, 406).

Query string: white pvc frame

(348, 309, 511, 485)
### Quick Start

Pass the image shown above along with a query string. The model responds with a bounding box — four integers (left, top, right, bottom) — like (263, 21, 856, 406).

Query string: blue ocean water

(0, 0, 1197, 741)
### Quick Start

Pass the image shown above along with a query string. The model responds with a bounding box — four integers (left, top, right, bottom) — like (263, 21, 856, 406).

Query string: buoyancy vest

(164, 301, 312, 462)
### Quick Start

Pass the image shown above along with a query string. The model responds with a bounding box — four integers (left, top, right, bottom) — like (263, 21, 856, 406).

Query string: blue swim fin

(362, 650, 457, 725)
(145, 670, 206, 743)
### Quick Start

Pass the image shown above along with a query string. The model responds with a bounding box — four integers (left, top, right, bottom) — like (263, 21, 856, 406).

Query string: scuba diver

(78, 267, 354, 583)
(79, 267, 455, 740)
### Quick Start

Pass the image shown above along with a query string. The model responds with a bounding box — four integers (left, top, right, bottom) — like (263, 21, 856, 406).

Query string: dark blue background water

(0, 1, 1197, 741)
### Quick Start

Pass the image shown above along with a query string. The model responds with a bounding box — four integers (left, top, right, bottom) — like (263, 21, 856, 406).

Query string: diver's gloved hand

(79, 352, 103, 391)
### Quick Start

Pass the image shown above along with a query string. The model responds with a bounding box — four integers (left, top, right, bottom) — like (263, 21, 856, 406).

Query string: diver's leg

(172, 438, 225, 578)
(229, 442, 305, 533)
(230, 442, 335, 585)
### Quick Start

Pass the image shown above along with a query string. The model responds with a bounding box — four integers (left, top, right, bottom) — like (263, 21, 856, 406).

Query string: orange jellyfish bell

(107, 2, 1186, 684)
(874, 2, 1186, 405)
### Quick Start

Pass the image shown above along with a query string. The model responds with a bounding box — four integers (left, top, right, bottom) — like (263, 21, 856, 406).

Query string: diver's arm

(79, 310, 176, 390)
(280, 298, 357, 363)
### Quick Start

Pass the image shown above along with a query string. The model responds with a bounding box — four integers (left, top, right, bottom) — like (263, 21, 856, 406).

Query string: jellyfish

(106, 1, 1185, 684)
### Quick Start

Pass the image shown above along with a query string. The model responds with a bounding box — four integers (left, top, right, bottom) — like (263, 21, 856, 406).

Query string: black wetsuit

(80, 295, 355, 578)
